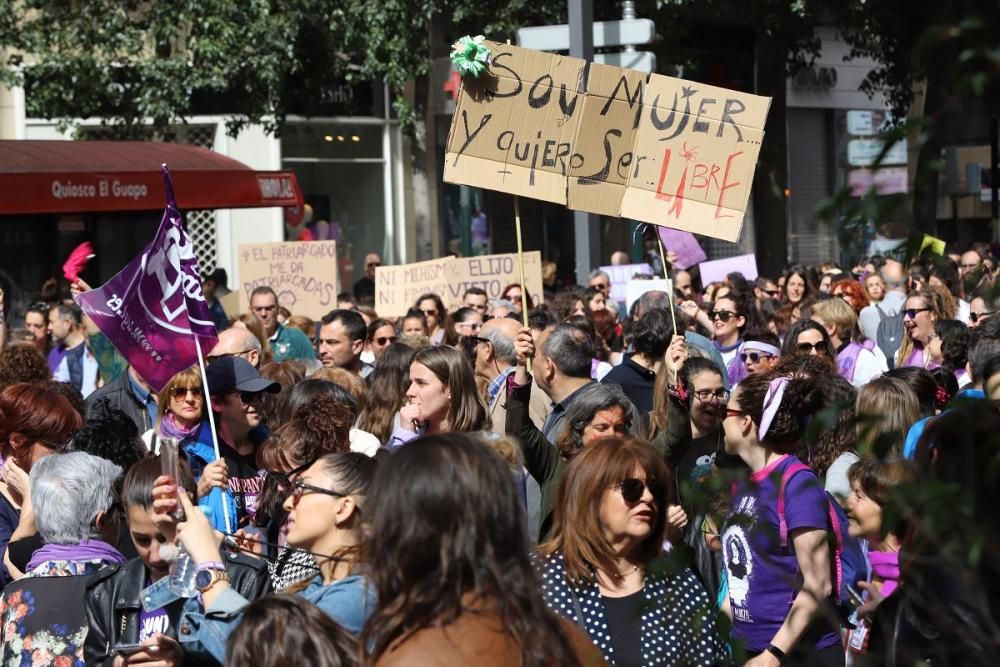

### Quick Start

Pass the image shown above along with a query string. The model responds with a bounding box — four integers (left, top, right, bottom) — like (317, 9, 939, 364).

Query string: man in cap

(206, 357, 280, 526)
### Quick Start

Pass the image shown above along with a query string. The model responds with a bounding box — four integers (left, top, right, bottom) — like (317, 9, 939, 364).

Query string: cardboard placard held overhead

(698, 253, 759, 286)
(443, 41, 771, 242)
(237, 241, 339, 321)
(626, 278, 672, 311)
(375, 252, 544, 318)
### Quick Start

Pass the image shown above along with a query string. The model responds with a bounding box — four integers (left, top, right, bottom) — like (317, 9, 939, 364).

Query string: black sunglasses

(709, 310, 737, 322)
(269, 459, 316, 488)
(740, 352, 774, 363)
(373, 335, 397, 346)
(618, 478, 664, 504)
(796, 342, 828, 354)
(902, 307, 931, 319)
(971, 311, 994, 323)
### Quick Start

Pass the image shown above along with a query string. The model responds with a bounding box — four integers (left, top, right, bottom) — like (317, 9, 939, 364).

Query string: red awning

(0, 140, 303, 215)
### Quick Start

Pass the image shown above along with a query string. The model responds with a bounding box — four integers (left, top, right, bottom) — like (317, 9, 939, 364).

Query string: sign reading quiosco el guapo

(444, 41, 771, 242)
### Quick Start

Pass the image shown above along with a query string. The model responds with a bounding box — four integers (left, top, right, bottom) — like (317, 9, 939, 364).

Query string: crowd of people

(0, 241, 998, 666)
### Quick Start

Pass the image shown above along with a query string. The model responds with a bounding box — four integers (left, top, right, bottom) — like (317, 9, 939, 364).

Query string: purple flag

(76, 166, 218, 392)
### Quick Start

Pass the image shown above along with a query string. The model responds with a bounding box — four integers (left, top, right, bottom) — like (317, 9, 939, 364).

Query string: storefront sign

(237, 241, 339, 320)
(443, 41, 771, 242)
(846, 110, 892, 136)
(847, 138, 907, 167)
(375, 251, 544, 318)
(847, 167, 908, 196)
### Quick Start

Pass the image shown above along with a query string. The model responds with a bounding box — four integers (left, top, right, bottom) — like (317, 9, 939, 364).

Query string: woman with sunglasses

(538, 437, 727, 666)
(739, 329, 782, 376)
(152, 367, 235, 533)
(153, 451, 377, 664)
(414, 293, 448, 345)
(811, 297, 887, 387)
(711, 292, 765, 385)
(780, 320, 836, 370)
(501, 282, 534, 315)
(442, 306, 483, 347)
(897, 287, 953, 369)
(720, 372, 843, 666)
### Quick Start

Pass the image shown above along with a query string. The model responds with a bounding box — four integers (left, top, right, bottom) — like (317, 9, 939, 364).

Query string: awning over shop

(0, 140, 303, 215)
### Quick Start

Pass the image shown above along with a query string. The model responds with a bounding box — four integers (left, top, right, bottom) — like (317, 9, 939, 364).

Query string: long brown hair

(361, 434, 582, 666)
(539, 437, 671, 583)
(410, 346, 488, 433)
(356, 342, 414, 443)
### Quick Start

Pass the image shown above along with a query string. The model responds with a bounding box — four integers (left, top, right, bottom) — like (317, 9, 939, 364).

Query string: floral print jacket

(0, 560, 106, 667)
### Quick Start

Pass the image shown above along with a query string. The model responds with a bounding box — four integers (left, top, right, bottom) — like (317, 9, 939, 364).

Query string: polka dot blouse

(538, 551, 728, 666)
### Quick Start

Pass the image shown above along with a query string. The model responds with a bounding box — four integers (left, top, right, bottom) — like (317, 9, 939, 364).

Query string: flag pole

(657, 232, 678, 333)
(193, 335, 233, 536)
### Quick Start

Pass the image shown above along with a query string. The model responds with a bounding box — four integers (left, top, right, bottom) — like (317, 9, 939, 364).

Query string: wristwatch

(194, 562, 230, 592)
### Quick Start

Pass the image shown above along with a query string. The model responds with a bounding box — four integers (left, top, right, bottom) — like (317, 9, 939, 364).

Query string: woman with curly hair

(927, 319, 971, 387)
(898, 287, 953, 369)
(362, 433, 603, 666)
(720, 371, 843, 665)
(0, 342, 51, 389)
(830, 279, 870, 314)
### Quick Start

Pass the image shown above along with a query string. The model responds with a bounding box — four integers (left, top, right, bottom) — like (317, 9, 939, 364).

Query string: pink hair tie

(758, 377, 789, 440)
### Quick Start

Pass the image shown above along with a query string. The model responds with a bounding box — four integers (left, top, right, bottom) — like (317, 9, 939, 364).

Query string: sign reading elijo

(443, 41, 771, 242)
(375, 251, 544, 318)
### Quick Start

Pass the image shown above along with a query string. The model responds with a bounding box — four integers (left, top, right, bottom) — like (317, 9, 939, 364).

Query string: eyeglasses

(617, 477, 663, 504)
(169, 386, 203, 400)
(206, 349, 255, 364)
(27, 301, 50, 313)
(252, 304, 277, 313)
(740, 352, 774, 364)
(471, 336, 491, 346)
(970, 311, 994, 323)
(269, 459, 316, 488)
(421, 309, 438, 317)
(289, 480, 346, 508)
(796, 342, 828, 354)
(709, 310, 737, 322)
(902, 307, 931, 320)
(366, 262, 381, 269)
(761, 289, 780, 297)
(456, 322, 482, 331)
(724, 407, 746, 420)
(692, 388, 731, 403)
(373, 335, 398, 346)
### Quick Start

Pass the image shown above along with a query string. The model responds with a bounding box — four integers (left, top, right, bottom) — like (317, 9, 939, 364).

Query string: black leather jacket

(83, 551, 271, 666)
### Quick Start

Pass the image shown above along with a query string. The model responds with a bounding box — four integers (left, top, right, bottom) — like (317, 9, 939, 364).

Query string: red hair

(0, 383, 82, 449)
(832, 279, 871, 313)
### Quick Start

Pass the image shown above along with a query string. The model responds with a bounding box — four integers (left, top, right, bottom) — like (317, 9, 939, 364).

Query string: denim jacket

(178, 574, 375, 663)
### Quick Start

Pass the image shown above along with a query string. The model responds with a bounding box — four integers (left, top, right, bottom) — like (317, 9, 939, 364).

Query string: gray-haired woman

(0, 452, 124, 665)
(507, 331, 642, 539)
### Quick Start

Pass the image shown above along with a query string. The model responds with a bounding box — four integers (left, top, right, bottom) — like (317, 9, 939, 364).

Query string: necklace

(609, 564, 641, 579)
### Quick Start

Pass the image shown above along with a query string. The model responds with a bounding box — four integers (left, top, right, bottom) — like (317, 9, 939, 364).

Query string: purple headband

(758, 376, 789, 441)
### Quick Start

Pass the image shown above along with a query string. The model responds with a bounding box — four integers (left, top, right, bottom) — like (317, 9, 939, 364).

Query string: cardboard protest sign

(698, 253, 759, 285)
(599, 263, 653, 304)
(626, 278, 672, 311)
(237, 241, 339, 321)
(375, 252, 544, 318)
(658, 227, 707, 270)
(443, 41, 771, 242)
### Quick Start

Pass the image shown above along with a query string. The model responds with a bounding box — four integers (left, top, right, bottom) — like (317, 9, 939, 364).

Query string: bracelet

(766, 644, 786, 663)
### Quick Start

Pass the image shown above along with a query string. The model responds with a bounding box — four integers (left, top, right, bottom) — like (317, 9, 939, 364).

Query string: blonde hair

(896, 287, 952, 366)
(311, 367, 368, 414)
(812, 297, 860, 342)
(156, 366, 204, 431)
(284, 314, 315, 338)
(856, 377, 920, 455)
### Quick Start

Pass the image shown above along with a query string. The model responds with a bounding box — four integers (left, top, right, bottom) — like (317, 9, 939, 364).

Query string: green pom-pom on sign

(450, 35, 491, 78)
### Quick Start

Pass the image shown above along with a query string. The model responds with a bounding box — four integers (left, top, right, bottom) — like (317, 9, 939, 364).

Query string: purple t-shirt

(47, 344, 67, 374)
(721, 455, 839, 653)
(139, 577, 171, 642)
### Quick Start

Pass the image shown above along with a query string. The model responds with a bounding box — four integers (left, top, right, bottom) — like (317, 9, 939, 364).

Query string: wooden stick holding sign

(514, 197, 532, 373)
(656, 233, 678, 333)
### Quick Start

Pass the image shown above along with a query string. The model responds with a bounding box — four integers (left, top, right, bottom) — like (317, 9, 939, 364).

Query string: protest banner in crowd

(698, 253, 759, 285)
(443, 41, 771, 242)
(658, 228, 707, 269)
(375, 251, 543, 317)
(599, 263, 653, 304)
(75, 167, 218, 391)
(236, 241, 339, 320)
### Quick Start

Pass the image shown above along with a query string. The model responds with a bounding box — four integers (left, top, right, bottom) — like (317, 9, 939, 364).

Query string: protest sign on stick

(698, 253, 759, 285)
(375, 251, 543, 318)
(237, 241, 339, 320)
(443, 41, 771, 242)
